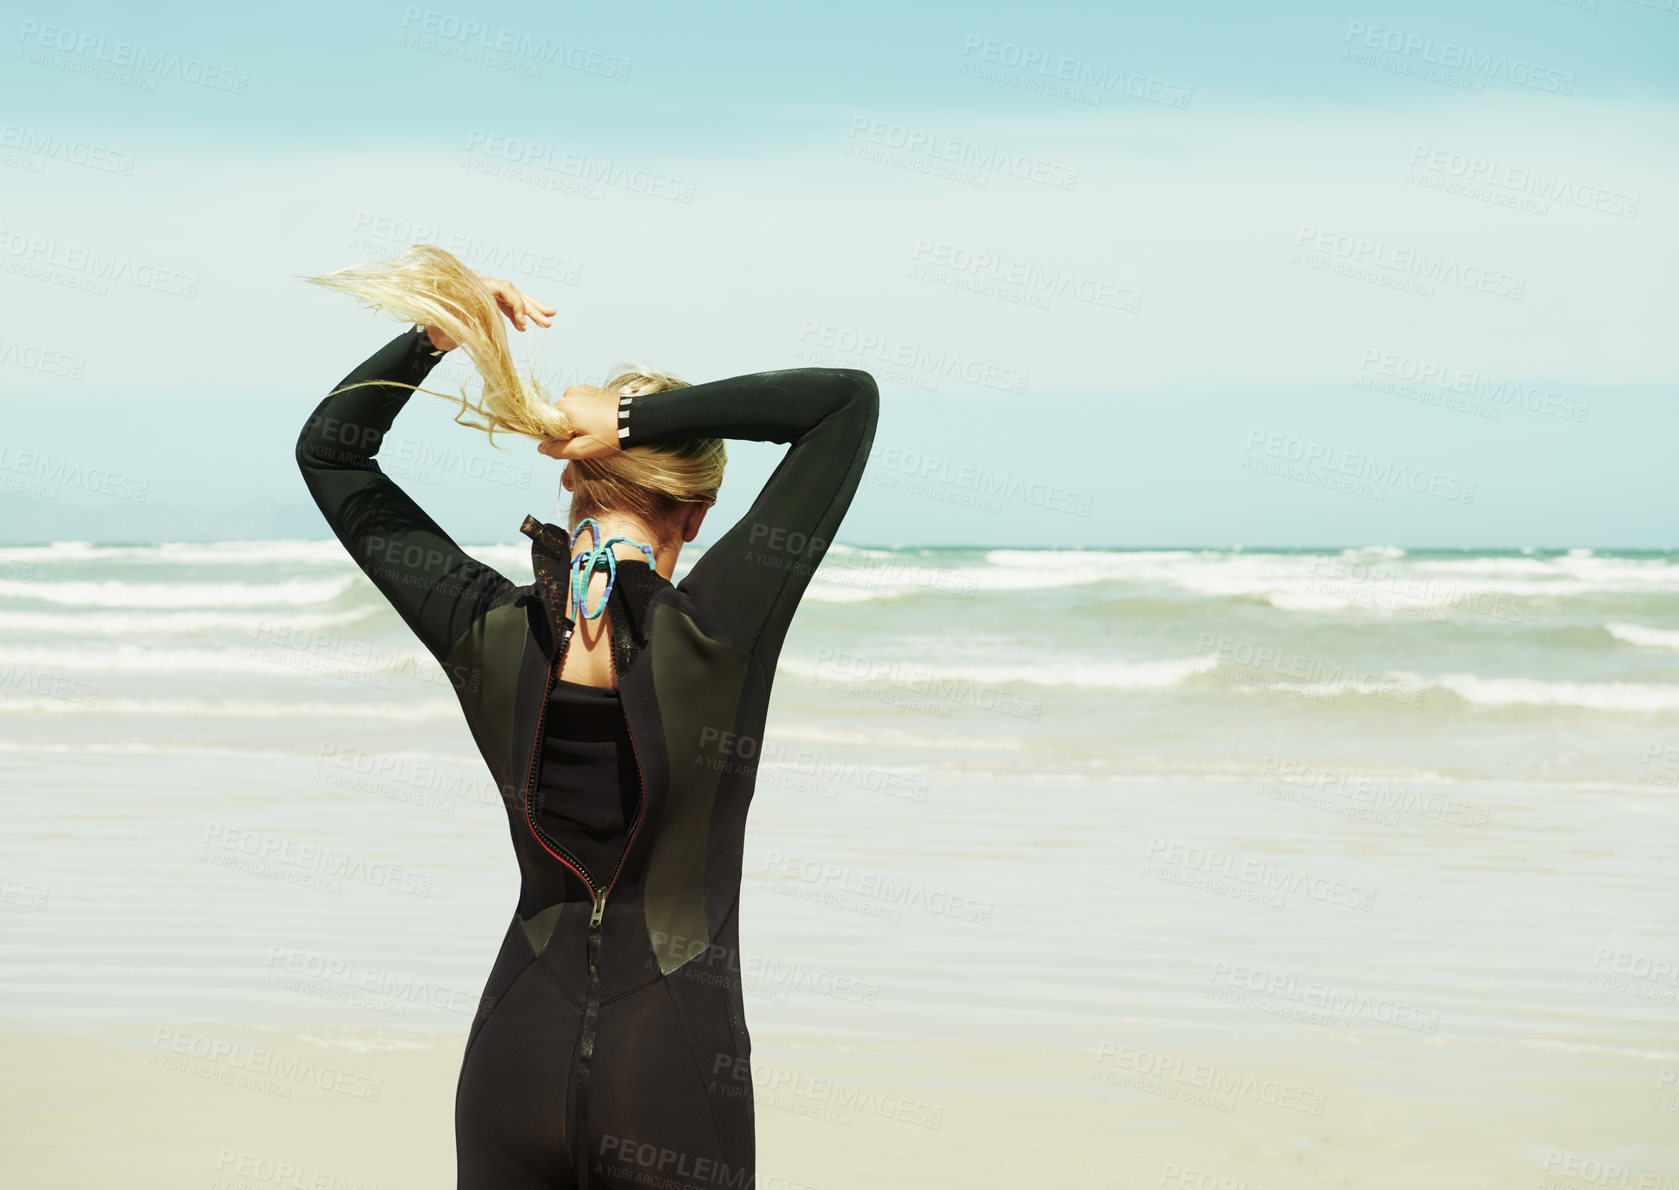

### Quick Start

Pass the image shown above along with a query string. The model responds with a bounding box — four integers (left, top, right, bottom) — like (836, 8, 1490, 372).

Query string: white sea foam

(0, 696, 456, 718)
(1215, 665, 1679, 713)
(950, 547, 1679, 605)
(0, 577, 357, 607)
(803, 561, 982, 602)
(1606, 622, 1679, 650)
(769, 724, 1028, 751)
(779, 653, 1216, 690)
(0, 643, 434, 676)
(0, 539, 353, 565)
(0, 740, 305, 761)
(1432, 674, 1679, 713)
(0, 608, 376, 635)
(777, 650, 1679, 706)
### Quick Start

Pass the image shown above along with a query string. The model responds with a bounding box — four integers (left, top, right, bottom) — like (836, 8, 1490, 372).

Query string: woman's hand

(478, 271, 555, 333)
(423, 271, 556, 352)
(536, 385, 624, 460)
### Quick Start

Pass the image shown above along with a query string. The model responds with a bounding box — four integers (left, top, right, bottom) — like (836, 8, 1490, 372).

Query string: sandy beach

(4, 1020, 1676, 1189)
(4, 543, 1679, 1185)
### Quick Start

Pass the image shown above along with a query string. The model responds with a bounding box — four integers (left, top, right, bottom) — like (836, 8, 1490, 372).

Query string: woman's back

(532, 678, 641, 885)
(296, 314, 879, 1190)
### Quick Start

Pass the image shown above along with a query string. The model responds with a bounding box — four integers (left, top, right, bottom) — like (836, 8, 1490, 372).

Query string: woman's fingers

(536, 435, 584, 460)
(478, 274, 555, 331)
(520, 294, 553, 328)
(536, 435, 614, 461)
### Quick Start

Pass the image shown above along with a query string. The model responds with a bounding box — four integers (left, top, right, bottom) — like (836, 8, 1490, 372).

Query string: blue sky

(1, 0, 1673, 547)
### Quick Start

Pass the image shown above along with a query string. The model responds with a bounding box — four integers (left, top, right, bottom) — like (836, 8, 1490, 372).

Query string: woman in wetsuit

(295, 246, 879, 1189)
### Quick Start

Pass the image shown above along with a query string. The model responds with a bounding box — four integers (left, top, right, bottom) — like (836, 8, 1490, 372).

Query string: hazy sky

(1, 0, 1673, 547)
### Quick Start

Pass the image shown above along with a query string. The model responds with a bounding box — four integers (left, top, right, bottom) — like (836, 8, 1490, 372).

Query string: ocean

(1, 540, 1675, 1071)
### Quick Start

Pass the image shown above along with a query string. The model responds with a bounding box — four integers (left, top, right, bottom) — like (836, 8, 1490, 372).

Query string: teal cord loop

(568, 518, 657, 620)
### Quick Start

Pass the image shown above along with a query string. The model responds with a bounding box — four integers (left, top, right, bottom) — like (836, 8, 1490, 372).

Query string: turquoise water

(0, 541, 1674, 1063)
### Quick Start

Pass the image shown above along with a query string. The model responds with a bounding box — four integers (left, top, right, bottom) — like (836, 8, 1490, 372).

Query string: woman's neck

(570, 513, 681, 580)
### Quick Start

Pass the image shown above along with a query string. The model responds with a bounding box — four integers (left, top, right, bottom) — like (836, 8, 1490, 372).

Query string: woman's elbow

(833, 368, 879, 406)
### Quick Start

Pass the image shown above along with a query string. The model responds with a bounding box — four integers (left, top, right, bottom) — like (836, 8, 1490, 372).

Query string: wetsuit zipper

(531, 575, 650, 1189)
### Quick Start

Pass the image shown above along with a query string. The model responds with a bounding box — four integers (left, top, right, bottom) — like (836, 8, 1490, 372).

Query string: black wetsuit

(295, 325, 879, 1189)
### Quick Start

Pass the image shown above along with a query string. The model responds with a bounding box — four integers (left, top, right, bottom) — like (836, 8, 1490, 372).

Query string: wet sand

(3, 1020, 1676, 1189)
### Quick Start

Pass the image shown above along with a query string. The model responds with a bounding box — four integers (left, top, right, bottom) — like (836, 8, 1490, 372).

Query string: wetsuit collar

(517, 515, 572, 657)
(517, 513, 669, 659)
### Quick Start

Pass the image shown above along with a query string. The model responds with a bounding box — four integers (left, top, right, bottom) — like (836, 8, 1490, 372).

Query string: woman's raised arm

(294, 325, 516, 674)
(553, 366, 880, 664)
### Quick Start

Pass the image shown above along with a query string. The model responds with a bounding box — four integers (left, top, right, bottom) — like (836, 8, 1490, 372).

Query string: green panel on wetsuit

(444, 599, 528, 804)
(645, 600, 751, 975)
(518, 902, 564, 957)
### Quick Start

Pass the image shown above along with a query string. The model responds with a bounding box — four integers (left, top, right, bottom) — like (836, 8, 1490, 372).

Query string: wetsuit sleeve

(618, 367, 879, 659)
(294, 324, 516, 666)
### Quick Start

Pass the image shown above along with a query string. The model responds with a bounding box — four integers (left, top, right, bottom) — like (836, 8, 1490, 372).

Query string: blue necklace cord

(567, 517, 658, 620)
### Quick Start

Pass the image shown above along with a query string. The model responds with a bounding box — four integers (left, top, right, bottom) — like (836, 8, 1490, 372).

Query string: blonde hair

(301, 244, 725, 527)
